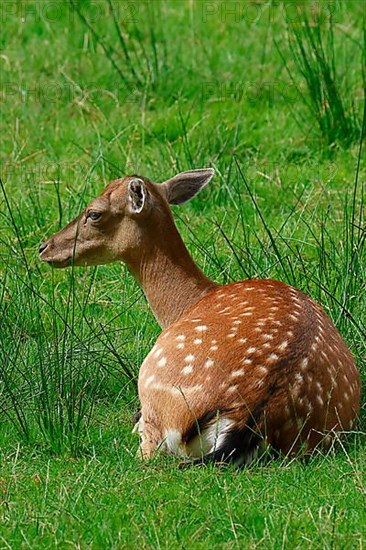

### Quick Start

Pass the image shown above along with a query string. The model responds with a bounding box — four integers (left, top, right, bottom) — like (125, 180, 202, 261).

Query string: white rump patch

(164, 429, 186, 456)
(187, 416, 235, 458)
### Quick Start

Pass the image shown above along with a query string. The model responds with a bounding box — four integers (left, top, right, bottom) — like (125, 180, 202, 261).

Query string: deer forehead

(87, 196, 111, 212)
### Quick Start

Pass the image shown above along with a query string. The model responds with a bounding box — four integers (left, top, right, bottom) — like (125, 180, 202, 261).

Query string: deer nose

(39, 242, 48, 255)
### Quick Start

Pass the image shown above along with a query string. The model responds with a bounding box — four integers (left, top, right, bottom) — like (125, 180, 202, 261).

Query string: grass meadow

(1, 0, 366, 547)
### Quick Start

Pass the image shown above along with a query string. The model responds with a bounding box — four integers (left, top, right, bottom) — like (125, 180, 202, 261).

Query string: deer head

(39, 169, 214, 269)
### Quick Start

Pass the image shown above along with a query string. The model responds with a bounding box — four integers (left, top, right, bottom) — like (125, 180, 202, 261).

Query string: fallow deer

(39, 169, 360, 465)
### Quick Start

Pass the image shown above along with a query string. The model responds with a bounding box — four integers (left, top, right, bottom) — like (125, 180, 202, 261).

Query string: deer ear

(161, 168, 214, 205)
(128, 178, 147, 214)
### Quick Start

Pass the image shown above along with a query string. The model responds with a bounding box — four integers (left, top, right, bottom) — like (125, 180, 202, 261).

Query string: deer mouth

(39, 245, 73, 268)
(40, 254, 72, 268)
(44, 258, 72, 268)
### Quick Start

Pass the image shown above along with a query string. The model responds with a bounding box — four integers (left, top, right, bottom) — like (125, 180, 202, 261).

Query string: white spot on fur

(195, 325, 208, 332)
(182, 365, 193, 375)
(157, 357, 167, 368)
(231, 368, 245, 378)
(177, 343, 185, 350)
(176, 334, 186, 342)
(247, 346, 257, 354)
(185, 354, 195, 363)
(278, 341, 288, 351)
(316, 395, 324, 406)
(204, 358, 214, 368)
(210, 345, 218, 351)
(194, 339, 202, 345)
(145, 375, 155, 388)
(300, 357, 308, 370)
(261, 333, 274, 340)
(294, 373, 303, 384)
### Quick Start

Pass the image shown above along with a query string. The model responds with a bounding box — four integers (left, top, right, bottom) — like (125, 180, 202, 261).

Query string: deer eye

(87, 211, 102, 222)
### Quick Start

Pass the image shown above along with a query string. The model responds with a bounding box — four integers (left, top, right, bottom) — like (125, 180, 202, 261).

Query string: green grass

(0, 0, 366, 547)
(278, 9, 365, 148)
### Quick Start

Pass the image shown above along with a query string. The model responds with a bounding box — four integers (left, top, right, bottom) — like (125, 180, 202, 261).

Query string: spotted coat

(138, 279, 360, 462)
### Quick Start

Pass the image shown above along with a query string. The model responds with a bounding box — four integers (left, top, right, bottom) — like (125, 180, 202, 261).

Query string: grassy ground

(1, 0, 366, 547)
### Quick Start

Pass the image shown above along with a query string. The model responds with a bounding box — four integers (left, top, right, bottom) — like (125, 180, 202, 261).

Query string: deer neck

(128, 229, 218, 329)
